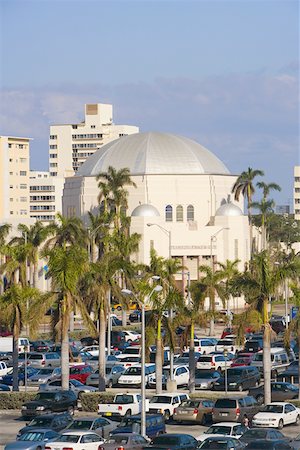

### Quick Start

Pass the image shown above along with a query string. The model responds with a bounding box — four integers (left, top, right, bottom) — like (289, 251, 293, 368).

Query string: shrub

(0, 392, 37, 409)
(80, 392, 115, 412)
(291, 400, 300, 407)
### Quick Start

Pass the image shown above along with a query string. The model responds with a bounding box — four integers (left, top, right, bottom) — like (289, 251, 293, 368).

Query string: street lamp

(209, 227, 230, 271)
(223, 348, 228, 394)
(147, 223, 171, 259)
(121, 284, 163, 438)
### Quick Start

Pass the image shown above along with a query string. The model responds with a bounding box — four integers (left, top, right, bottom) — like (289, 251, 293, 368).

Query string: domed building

(63, 132, 254, 305)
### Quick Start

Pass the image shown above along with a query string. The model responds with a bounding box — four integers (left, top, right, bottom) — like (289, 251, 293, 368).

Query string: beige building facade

(294, 166, 300, 220)
(29, 171, 65, 222)
(0, 136, 31, 222)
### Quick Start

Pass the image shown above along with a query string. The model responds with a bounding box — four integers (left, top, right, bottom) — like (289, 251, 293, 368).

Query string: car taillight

(41, 360, 45, 365)
(211, 361, 215, 366)
(62, 448, 74, 450)
(174, 408, 177, 414)
(116, 447, 125, 450)
(99, 447, 105, 450)
(118, 405, 123, 410)
(193, 408, 199, 414)
(236, 407, 240, 417)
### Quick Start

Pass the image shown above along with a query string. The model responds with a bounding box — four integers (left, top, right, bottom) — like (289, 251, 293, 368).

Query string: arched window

(165, 205, 173, 222)
(187, 204, 194, 221)
(176, 205, 183, 222)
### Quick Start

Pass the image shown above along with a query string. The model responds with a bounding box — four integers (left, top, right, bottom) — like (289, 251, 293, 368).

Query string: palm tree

(43, 213, 88, 252)
(45, 244, 92, 389)
(217, 259, 240, 320)
(0, 244, 27, 287)
(251, 199, 275, 250)
(87, 211, 112, 262)
(256, 181, 281, 200)
(0, 284, 49, 391)
(0, 224, 11, 293)
(233, 251, 299, 404)
(197, 265, 226, 336)
(231, 167, 264, 253)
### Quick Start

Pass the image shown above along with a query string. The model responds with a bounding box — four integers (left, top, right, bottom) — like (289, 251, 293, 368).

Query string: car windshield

(106, 436, 129, 444)
(150, 396, 172, 404)
(69, 420, 93, 429)
(227, 368, 244, 376)
(115, 394, 134, 404)
(29, 417, 52, 426)
(195, 370, 215, 379)
(242, 429, 267, 439)
(35, 392, 56, 400)
(205, 426, 231, 435)
(199, 439, 231, 449)
(54, 434, 80, 443)
(180, 400, 200, 408)
(19, 432, 44, 441)
(70, 379, 83, 386)
(125, 367, 141, 375)
(36, 369, 53, 375)
(199, 357, 212, 362)
(153, 436, 179, 445)
(262, 404, 283, 413)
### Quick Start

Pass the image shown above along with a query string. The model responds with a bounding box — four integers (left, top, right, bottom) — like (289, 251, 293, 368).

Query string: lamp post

(223, 348, 228, 394)
(121, 284, 163, 438)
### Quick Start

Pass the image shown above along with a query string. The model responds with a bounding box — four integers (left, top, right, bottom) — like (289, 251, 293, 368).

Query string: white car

(197, 354, 232, 371)
(123, 330, 141, 343)
(184, 338, 216, 355)
(148, 364, 189, 388)
(215, 338, 240, 354)
(252, 402, 300, 429)
(118, 363, 156, 386)
(148, 392, 189, 420)
(80, 345, 100, 357)
(45, 431, 104, 449)
(196, 422, 249, 441)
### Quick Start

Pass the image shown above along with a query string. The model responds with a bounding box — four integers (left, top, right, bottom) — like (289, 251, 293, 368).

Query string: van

(113, 413, 165, 438)
(28, 352, 61, 369)
(213, 396, 260, 423)
(252, 348, 294, 377)
(213, 366, 261, 391)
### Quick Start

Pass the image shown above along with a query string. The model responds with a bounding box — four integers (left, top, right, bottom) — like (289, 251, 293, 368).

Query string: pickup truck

(98, 393, 149, 419)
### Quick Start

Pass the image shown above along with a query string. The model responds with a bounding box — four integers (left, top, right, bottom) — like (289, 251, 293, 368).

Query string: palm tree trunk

(189, 320, 195, 393)
(98, 307, 106, 391)
(61, 327, 70, 390)
(298, 329, 300, 400)
(209, 291, 215, 336)
(12, 324, 19, 392)
(155, 318, 163, 394)
(263, 324, 271, 404)
(122, 308, 127, 328)
(33, 259, 38, 288)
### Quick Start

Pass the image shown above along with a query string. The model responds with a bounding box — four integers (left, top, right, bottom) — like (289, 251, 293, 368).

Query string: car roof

(268, 402, 292, 405)
(211, 422, 243, 426)
(60, 431, 101, 436)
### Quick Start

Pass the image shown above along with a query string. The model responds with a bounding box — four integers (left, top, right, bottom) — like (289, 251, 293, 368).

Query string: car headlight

(229, 382, 237, 386)
(21, 406, 27, 410)
(36, 406, 45, 411)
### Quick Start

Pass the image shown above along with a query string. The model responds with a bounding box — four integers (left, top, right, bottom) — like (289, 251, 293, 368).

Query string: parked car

(231, 353, 254, 367)
(249, 381, 299, 404)
(213, 366, 260, 391)
(86, 354, 120, 370)
(173, 398, 214, 425)
(129, 310, 142, 322)
(198, 436, 245, 449)
(66, 416, 117, 438)
(26, 352, 61, 369)
(148, 365, 189, 389)
(98, 393, 146, 419)
(112, 414, 166, 438)
(290, 433, 300, 450)
(252, 348, 294, 377)
(27, 367, 60, 385)
(215, 338, 240, 354)
(245, 441, 293, 449)
(101, 433, 148, 450)
(30, 340, 54, 352)
(277, 360, 299, 384)
(244, 339, 263, 353)
(1, 366, 38, 386)
(123, 330, 141, 343)
(81, 345, 100, 357)
(196, 422, 248, 441)
(185, 338, 216, 355)
(239, 427, 290, 446)
(39, 378, 97, 397)
(86, 365, 126, 388)
(4, 429, 60, 450)
(118, 364, 156, 387)
(252, 402, 300, 429)
(148, 393, 189, 420)
(143, 434, 198, 450)
(212, 396, 260, 423)
(17, 412, 73, 437)
(194, 370, 220, 390)
(0, 361, 10, 376)
(69, 364, 93, 384)
(0, 383, 10, 391)
(21, 390, 77, 418)
(197, 354, 231, 371)
(44, 431, 104, 449)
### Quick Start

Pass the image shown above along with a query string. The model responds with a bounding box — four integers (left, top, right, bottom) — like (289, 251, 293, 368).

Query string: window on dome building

(165, 205, 173, 222)
(176, 205, 183, 222)
(187, 205, 194, 221)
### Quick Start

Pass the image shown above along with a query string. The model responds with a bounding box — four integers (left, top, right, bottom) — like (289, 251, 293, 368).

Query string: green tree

(231, 167, 264, 252)
(217, 259, 240, 323)
(256, 181, 281, 200)
(251, 199, 275, 250)
(43, 213, 88, 252)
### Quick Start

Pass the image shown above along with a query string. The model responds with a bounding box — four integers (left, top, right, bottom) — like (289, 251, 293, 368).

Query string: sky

(0, 0, 299, 206)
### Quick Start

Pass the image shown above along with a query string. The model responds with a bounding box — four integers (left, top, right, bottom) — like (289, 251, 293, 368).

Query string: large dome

(76, 132, 230, 176)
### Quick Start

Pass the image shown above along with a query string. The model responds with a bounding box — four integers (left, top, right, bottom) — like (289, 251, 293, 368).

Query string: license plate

(105, 412, 112, 416)
(220, 413, 228, 416)
(181, 411, 189, 414)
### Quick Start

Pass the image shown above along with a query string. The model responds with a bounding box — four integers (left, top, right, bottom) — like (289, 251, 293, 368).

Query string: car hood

(254, 412, 281, 419)
(195, 377, 215, 383)
(24, 400, 54, 408)
(197, 433, 236, 442)
(5, 440, 44, 449)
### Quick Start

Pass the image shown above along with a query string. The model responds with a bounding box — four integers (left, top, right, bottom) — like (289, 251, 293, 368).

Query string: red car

(69, 364, 93, 384)
(231, 353, 254, 367)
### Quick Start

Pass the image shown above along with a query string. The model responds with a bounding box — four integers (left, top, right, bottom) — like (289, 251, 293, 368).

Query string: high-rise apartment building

(49, 103, 139, 178)
(29, 171, 64, 222)
(294, 166, 300, 220)
(0, 136, 30, 222)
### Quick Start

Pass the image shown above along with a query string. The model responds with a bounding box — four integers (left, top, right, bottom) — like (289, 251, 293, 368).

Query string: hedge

(0, 392, 37, 409)
(81, 392, 116, 412)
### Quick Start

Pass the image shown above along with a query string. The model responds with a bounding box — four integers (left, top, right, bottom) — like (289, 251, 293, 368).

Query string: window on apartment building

(20, 210, 27, 215)
(49, 145, 57, 149)
(295, 199, 300, 204)
(20, 184, 27, 189)
(295, 177, 300, 182)
(20, 171, 27, 176)
(9, 158, 12, 162)
(72, 125, 78, 129)
(10, 185, 13, 189)
(50, 154, 57, 158)
(50, 163, 58, 167)
(9, 172, 13, 175)
(10, 198, 13, 202)
(10, 211, 13, 215)
(187, 205, 194, 221)
(8, 144, 12, 148)
(295, 188, 300, 193)
(50, 135, 57, 139)
(19, 144, 24, 149)
(50, 172, 57, 176)
(91, 125, 95, 128)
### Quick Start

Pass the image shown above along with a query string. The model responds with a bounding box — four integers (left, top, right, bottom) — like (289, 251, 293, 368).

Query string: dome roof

(215, 202, 243, 217)
(76, 132, 230, 177)
(131, 204, 160, 217)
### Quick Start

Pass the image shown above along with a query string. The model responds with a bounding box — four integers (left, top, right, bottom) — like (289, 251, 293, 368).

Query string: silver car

(86, 365, 126, 388)
(27, 352, 61, 369)
(27, 368, 59, 385)
(4, 429, 60, 450)
(39, 378, 97, 398)
(66, 416, 118, 438)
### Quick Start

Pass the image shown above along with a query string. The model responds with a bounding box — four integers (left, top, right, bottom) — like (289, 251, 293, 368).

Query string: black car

(129, 310, 142, 323)
(244, 339, 263, 353)
(17, 412, 73, 437)
(198, 436, 245, 449)
(249, 382, 299, 404)
(240, 428, 290, 446)
(21, 390, 77, 418)
(144, 433, 198, 450)
(80, 336, 98, 347)
(245, 441, 293, 450)
(278, 360, 299, 384)
(213, 366, 260, 391)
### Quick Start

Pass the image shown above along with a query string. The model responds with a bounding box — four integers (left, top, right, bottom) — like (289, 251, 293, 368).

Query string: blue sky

(0, 0, 299, 206)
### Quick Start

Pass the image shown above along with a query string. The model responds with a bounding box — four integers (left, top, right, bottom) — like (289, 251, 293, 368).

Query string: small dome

(215, 202, 243, 217)
(131, 204, 160, 217)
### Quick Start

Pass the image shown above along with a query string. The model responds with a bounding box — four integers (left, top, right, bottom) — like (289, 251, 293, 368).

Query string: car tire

(108, 380, 113, 388)
(256, 394, 264, 405)
(295, 415, 300, 425)
(19, 379, 24, 386)
(164, 410, 170, 421)
(238, 384, 243, 392)
(68, 406, 75, 415)
(278, 419, 284, 430)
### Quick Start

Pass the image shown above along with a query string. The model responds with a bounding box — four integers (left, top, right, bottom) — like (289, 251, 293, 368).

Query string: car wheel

(36, 446, 42, 450)
(19, 379, 24, 386)
(217, 366, 222, 372)
(164, 410, 170, 421)
(201, 414, 208, 425)
(278, 419, 284, 430)
(254, 380, 259, 387)
(256, 394, 264, 405)
(68, 406, 74, 415)
(108, 380, 113, 388)
(295, 415, 300, 425)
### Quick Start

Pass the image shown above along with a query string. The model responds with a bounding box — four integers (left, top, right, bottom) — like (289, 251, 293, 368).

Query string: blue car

(1, 367, 38, 386)
(0, 383, 10, 391)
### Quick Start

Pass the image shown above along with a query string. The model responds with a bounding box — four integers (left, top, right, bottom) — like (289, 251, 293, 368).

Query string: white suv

(197, 354, 231, 371)
(148, 392, 189, 420)
(148, 365, 189, 389)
